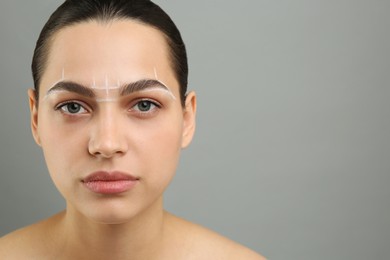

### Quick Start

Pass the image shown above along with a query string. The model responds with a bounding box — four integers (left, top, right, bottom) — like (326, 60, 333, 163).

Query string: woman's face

(28, 20, 196, 224)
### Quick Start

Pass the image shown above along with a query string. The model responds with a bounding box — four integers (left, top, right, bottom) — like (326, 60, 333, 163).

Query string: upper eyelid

(131, 98, 162, 107)
(120, 90, 171, 104)
(55, 100, 91, 111)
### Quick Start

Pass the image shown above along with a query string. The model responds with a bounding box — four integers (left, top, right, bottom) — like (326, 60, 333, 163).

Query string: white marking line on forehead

(141, 87, 175, 96)
(43, 89, 67, 100)
(43, 77, 177, 103)
(90, 86, 122, 90)
(96, 98, 119, 103)
(90, 76, 121, 90)
(154, 67, 159, 80)
(153, 68, 176, 100)
(61, 68, 65, 81)
(96, 87, 175, 103)
(105, 75, 109, 96)
(42, 68, 66, 101)
(95, 87, 175, 103)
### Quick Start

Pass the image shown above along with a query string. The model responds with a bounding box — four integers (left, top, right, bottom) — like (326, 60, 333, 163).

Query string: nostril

(88, 137, 127, 158)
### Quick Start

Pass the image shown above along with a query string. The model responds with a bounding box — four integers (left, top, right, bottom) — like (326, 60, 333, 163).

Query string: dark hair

(32, 0, 188, 106)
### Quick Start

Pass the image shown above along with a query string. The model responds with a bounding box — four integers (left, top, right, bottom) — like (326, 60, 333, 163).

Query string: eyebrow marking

(90, 79, 121, 90)
(120, 79, 170, 96)
(121, 79, 176, 100)
(46, 81, 95, 98)
(61, 68, 65, 81)
(44, 79, 176, 100)
(105, 75, 109, 96)
(154, 67, 159, 80)
(96, 98, 118, 103)
(154, 68, 171, 95)
(90, 85, 121, 90)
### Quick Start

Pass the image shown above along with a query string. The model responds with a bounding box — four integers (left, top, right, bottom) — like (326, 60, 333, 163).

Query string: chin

(86, 205, 140, 225)
(67, 189, 164, 225)
(68, 197, 143, 225)
(86, 208, 140, 225)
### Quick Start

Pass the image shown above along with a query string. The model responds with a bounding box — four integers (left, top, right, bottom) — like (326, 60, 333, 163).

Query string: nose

(88, 109, 128, 158)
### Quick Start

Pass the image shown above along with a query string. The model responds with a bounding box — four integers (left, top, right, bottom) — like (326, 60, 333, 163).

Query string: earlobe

(181, 91, 197, 148)
(28, 89, 41, 146)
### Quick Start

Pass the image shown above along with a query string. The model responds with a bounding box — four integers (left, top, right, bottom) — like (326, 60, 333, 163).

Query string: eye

(134, 100, 155, 112)
(57, 102, 88, 115)
(131, 100, 160, 113)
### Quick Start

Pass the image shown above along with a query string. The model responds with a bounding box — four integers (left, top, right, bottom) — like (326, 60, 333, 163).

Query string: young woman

(0, 1, 265, 259)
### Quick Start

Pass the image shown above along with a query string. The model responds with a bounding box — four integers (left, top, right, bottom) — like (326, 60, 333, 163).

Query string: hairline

(36, 17, 180, 104)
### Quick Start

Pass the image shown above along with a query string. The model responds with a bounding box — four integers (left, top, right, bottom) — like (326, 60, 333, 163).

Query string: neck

(58, 197, 167, 259)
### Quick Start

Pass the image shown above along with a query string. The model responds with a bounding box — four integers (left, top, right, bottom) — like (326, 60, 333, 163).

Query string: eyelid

(131, 98, 162, 108)
(55, 100, 91, 113)
(129, 99, 162, 117)
(137, 87, 175, 97)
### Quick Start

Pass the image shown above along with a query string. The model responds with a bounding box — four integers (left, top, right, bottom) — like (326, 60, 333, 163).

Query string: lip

(82, 171, 139, 194)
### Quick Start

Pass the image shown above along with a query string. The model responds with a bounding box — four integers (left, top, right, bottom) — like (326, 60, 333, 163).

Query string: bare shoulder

(0, 213, 63, 259)
(0, 224, 39, 258)
(164, 213, 267, 260)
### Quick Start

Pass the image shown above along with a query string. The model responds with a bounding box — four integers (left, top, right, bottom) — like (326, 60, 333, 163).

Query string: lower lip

(83, 180, 138, 194)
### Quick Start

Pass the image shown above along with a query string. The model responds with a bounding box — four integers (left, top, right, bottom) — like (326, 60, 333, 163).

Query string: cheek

(143, 123, 182, 161)
(37, 112, 87, 184)
(39, 118, 87, 159)
(136, 113, 183, 185)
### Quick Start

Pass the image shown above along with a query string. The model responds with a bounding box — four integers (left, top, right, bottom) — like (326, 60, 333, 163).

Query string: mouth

(82, 171, 139, 194)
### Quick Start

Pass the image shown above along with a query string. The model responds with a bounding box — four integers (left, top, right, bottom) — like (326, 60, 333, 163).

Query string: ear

(181, 91, 197, 148)
(28, 89, 41, 146)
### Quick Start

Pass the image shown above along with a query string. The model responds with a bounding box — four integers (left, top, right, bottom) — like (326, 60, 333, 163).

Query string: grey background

(1, 0, 389, 259)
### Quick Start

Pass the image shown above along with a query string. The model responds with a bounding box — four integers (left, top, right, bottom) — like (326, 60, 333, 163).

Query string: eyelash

(130, 99, 161, 117)
(55, 99, 161, 117)
(55, 100, 90, 115)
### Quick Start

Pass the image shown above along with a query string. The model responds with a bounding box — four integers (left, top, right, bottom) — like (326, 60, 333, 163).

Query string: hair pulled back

(32, 0, 188, 106)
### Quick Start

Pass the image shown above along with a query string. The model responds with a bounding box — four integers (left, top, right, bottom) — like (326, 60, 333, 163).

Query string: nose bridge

(89, 105, 127, 157)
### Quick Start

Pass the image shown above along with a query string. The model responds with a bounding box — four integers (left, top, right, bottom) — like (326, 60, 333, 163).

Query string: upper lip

(82, 171, 139, 182)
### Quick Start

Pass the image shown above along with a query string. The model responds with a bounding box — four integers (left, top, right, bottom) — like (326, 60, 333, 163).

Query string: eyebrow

(46, 79, 170, 98)
(47, 81, 95, 98)
(120, 79, 169, 96)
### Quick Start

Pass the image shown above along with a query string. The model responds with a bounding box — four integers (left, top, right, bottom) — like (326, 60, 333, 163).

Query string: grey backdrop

(1, 1, 389, 259)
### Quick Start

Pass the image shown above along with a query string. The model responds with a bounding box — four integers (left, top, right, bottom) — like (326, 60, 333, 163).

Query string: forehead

(40, 19, 176, 91)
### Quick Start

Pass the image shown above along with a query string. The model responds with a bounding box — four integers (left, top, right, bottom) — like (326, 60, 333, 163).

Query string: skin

(0, 20, 266, 259)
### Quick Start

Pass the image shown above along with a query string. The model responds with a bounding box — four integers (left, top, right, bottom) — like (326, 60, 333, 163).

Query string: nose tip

(89, 139, 126, 158)
(88, 116, 128, 158)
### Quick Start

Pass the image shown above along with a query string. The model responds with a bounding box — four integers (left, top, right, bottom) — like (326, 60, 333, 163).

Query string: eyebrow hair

(46, 79, 170, 98)
(120, 79, 169, 96)
(47, 81, 95, 98)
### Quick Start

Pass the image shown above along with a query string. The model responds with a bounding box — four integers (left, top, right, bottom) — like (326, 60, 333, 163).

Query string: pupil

(68, 103, 81, 113)
(138, 101, 151, 111)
